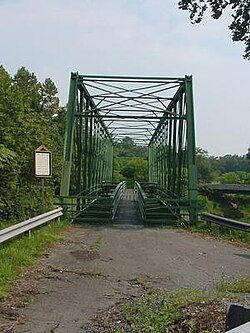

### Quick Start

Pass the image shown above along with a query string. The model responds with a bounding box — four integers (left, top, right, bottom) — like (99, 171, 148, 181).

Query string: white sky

(0, 0, 249, 156)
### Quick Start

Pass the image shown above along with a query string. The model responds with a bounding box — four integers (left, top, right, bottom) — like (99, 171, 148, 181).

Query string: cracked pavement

(1, 225, 249, 333)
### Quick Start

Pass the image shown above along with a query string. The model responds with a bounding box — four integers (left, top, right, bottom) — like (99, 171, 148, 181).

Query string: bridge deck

(203, 184, 250, 194)
(114, 189, 142, 225)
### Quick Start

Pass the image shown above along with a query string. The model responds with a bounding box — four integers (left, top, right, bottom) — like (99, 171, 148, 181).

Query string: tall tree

(0, 66, 64, 222)
(40, 78, 60, 118)
(13, 67, 41, 111)
(115, 136, 147, 158)
(196, 147, 217, 183)
(178, 0, 250, 59)
(0, 144, 17, 219)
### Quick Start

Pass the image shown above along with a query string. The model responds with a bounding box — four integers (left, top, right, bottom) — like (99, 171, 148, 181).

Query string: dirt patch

(0, 225, 249, 333)
(70, 249, 100, 261)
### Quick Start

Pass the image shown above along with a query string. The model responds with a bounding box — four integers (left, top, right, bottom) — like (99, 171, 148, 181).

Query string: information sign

(34, 146, 52, 177)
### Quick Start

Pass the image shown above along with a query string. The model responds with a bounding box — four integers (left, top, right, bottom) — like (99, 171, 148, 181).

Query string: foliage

(196, 148, 250, 184)
(215, 275, 250, 294)
(216, 171, 250, 184)
(197, 147, 250, 220)
(0, 65, 64, 223)
(113, 154, 126, 182)
(113, 140, 250, 185)
(214, 154, 249, 174)
(191, 222, 250, 246)
(89, 284, 244, 332)
(89, 236, 102, 252)
(114, 137, 148, 182)
(198, 195, 223, 215)
(178, 0, 250, 59)
(196, 148, 218, 183)
(246, 147, 250, 161)
(121, 158, 148, 182)
(0, 220, 69, 299)
(0, 145, 17, 219)
(115, 136, 147, 158)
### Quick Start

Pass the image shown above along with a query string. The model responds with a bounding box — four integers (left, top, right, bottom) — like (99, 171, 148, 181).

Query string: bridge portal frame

(60, 73, 198, 223)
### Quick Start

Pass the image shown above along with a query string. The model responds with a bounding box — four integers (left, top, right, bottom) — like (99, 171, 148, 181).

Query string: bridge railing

(134, 181, 147, 221)
(134, 181, 190, 225)
(201, 212, 250, 233)
(59, 181, 126, 223)
(111, 181, 127, 220)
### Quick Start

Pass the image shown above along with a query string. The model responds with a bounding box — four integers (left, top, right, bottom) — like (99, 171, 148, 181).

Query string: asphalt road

(1, 225, 250, 333)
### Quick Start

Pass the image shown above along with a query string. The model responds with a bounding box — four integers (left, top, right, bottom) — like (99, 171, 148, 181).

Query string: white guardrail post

(0, 207, 63, 244)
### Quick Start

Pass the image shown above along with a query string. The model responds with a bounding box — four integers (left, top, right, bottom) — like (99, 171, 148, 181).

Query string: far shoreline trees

(114, 137, 249, 184)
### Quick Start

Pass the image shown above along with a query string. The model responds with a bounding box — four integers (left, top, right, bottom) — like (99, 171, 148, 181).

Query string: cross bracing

(60, 73, 198, 224)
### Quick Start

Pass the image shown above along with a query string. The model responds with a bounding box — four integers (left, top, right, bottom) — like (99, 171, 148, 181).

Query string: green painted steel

(59, 74, 198, 224)
(147, 76, 197, 223)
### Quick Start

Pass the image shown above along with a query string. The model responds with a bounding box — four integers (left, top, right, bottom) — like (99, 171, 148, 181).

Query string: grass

(89, 236, 102, 252)
(0, 219, 70, 299)
(215, 274, 250, 294)
(190, 222, 250, 246)
(89, 276, 250, 333)
(92, 289, 225, 332)
(130, 277, 155, 293)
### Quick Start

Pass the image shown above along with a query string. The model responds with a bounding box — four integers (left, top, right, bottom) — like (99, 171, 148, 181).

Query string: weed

(130, 277, 155, 294)
(215, 273, 250, 294)
(111, 289, 224, 332)
(191, 222, 250, 246)
(89, 236, 102, 252)
(89, 276, 250, 333)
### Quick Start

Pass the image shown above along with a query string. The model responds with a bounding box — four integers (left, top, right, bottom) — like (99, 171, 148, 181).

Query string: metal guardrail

(0, 207, 63, 244)
(201, 212, 250, 233)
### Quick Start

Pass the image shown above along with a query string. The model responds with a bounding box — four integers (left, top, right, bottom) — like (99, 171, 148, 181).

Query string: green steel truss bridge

(59, 73, 198, 225)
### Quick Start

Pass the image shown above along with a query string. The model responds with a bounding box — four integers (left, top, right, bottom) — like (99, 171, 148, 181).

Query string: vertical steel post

(88, 109, 93, 191)
(83, 99, 89, 194)
(148, 144, 152, 182)
(92, 118, 97, 189)
(177, 93, 184, 197)
(76, 90, 83, 210)
(110, 144, 114, 180)
(172, 103, 177, 193)
(185, 75, 198, 224)
(167, 113, 173, 192)
(60, 72, 78, 197)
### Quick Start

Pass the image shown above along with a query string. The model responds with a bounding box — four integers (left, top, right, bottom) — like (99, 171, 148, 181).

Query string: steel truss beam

(60, 73, 197, 223)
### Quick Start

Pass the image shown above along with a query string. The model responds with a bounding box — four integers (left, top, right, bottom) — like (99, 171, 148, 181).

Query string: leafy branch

(178, 0, 250, 59)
